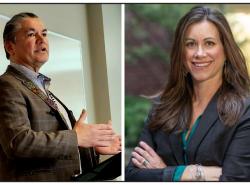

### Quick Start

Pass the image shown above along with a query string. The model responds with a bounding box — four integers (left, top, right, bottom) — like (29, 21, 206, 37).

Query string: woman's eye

(42, 32, 47, 37)
(186, 42, 196, 48)
(206, 41, 215, 47)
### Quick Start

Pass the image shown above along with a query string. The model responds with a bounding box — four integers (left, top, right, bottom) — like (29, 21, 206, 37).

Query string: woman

(125, 6, 250, 181)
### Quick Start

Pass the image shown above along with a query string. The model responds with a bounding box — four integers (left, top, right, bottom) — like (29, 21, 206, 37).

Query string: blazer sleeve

(220, 103, 250, 181)
(0, 78, 79, 160)
(125, 106, 177, 181)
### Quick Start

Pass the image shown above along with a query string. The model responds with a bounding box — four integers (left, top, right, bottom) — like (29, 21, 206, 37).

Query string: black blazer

(125, 93, 250, 181)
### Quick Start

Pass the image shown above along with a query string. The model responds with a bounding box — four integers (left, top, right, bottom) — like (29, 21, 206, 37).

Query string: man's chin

(34, 60, 48, 71)
(37, 58, 48, 65)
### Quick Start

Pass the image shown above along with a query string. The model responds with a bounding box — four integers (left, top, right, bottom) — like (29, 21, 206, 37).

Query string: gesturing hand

(73, 110, 115, 148)
(95, 134, 121, 155)
(131, 141, 167, 169)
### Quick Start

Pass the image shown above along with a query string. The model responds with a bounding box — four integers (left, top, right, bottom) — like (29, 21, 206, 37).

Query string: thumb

(78, 109, 87, 123)
(107, 120, 112, 129)
(107, 120, 112, 125)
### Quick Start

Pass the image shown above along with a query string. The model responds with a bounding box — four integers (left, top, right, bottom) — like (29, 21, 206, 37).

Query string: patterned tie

(37, 74, 58, 109)
(47, 91, 59, 110)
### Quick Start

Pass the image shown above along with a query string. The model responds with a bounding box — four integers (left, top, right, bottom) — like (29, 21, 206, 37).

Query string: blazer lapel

(187, 92, 220, 162)
(49, 91, 76, 128)
(169, 131, 184, 164)
(23, 81, 72, 130)
(22, 80, 59, 111)
(7, 66, 58, 112)
(7, 66, 72, 129)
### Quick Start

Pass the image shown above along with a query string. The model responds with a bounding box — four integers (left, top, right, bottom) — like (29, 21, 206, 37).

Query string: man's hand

(73, 110, 115, 148)
(95, 134, 121, 155)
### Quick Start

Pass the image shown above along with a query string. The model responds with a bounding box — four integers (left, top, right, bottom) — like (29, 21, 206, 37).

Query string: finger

(114, 134, 121, 141)
(131, 151, 144, 163)
(132, 158, 145, 169)
(94, 140, 112, 147)
(107, 120, 112, 125)
(132, 151, 152, 169)
(134, 147, 151, 163)
(113, 134, 120, 140)
(96, 129, 115, 136)
(77, 109, 87, 123)
(117, 145, 121, 151)
(139, 141, 157, 158)
(112, 135, 121, 145)
(96, 123, 113, 130)
(97, 135, 114, 141)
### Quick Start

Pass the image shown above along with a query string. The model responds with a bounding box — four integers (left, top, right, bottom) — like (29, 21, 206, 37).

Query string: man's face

(6, 17, 49, 72)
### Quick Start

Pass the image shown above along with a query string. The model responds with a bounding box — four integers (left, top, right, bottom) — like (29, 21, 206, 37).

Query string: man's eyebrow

(26, 28, 35, 32)
(26, 28, 47, 32)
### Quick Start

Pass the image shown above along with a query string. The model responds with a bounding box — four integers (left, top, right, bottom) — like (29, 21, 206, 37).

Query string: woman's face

(184, 20, 226, 84)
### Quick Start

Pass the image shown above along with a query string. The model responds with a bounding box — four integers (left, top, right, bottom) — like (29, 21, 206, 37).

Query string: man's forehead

(17, 17, 47, 31)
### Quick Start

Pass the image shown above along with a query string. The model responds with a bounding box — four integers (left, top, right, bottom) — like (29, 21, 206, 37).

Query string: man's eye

(27, 33, 35, 37)
(42, 32, 47, 37)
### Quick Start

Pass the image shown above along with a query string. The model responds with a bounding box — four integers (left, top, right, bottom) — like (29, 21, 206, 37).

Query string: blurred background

(125, 4, 250, 165)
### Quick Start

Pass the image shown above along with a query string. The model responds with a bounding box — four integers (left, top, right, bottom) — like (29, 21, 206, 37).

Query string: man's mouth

(35, 47, 47, 53)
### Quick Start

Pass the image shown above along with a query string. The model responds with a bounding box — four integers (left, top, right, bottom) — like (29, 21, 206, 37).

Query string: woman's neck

(192, 78, 222, 114)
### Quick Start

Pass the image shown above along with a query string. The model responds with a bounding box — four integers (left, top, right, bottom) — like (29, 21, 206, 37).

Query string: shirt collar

(10, 62, 51, 90)
(10, 62, 39, 82)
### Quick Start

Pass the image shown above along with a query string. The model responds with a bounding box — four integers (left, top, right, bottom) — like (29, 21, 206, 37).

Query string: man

(0, 12, 121, 181)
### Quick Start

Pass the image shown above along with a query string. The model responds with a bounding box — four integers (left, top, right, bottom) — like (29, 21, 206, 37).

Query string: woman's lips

(192, 61, 212, 68)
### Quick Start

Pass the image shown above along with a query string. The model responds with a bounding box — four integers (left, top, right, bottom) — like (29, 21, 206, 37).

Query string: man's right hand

(73, 110, 115, 148)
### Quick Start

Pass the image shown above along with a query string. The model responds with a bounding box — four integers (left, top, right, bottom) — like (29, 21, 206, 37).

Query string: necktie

(37, 74, 58, 109)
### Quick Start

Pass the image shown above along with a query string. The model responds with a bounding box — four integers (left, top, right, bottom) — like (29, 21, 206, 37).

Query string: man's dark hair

(3, 12, 38, 59)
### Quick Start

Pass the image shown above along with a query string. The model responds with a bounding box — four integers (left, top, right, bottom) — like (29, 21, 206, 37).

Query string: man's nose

(36, 34, 46, 44)
(194, 46, 206, 58)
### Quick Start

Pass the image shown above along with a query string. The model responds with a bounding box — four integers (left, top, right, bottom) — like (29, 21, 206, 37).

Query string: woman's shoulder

(243, 96, 250, 108)
(239, 96, 250, 121)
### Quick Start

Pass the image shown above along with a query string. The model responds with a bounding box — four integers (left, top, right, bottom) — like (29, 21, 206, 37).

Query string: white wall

(102, 4, 122, 134)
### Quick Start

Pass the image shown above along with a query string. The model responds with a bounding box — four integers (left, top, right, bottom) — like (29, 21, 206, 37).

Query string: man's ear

(4, 41, 15, 57)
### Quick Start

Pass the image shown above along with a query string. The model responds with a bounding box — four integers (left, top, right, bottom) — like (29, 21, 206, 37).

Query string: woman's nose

(194, 46, 206, 58)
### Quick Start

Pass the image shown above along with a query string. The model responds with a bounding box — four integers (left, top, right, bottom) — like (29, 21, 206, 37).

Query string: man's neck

(10, 60, 40, 73)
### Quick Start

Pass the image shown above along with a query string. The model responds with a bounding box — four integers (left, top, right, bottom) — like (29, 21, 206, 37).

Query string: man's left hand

(95, 134, 121, 155)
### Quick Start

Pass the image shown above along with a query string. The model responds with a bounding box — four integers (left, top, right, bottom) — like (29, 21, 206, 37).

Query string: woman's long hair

(149, 6, 250, 133)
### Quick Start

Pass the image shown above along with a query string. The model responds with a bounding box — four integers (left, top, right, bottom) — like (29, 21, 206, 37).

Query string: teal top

(173, 115, 202, 181)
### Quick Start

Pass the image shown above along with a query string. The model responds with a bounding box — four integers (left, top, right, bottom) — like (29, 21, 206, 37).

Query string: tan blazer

(0, 66, 97, 181)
